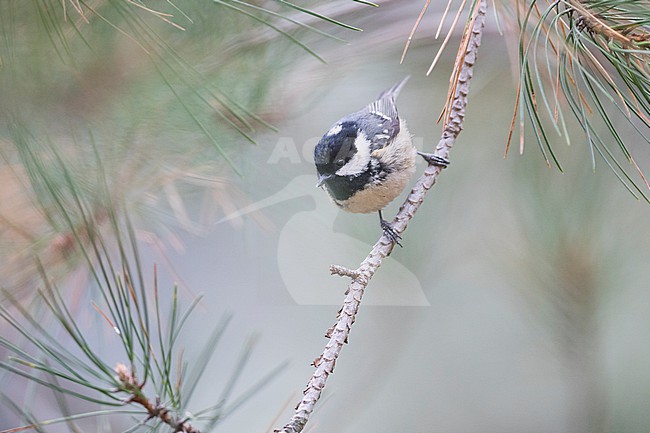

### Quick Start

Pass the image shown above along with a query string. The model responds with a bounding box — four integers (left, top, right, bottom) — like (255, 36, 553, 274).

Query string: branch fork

(329, 264, 360, 280)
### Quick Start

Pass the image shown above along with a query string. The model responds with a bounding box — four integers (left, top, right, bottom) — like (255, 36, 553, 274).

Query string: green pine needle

(509, 0, 650, 201)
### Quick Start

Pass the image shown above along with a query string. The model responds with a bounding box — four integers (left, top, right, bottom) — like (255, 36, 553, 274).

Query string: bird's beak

(316, 174, 333, 188)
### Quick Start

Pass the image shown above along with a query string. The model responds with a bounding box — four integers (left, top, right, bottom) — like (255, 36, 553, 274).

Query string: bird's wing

(357, 77, 410, 151)
(354, 111, 400, 152)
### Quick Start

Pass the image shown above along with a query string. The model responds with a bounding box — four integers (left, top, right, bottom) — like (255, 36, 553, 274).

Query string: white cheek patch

(326, 123, 342, 136)
(336, 133, 371, 176)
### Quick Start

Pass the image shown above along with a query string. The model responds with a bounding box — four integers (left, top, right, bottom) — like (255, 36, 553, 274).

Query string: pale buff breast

(334, 124, 417, 214)
(335, 168, 414, 213)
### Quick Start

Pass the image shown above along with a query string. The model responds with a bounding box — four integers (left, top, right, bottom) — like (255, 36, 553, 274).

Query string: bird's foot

(418, 152, 450, 168)
(380, 218, 403, 247)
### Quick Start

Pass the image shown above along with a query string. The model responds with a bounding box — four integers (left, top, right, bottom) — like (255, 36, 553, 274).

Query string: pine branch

(115, 363, 200, 433)
(506, 0, 650, 199)
(274, 1, 488, 432)
(567, 0, 650, 49)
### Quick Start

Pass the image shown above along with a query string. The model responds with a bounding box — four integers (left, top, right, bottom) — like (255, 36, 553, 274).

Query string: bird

(313, 76, 449, 245)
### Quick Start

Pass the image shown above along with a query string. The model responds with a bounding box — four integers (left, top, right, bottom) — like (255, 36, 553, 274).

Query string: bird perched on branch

(314, 76, 448, 245)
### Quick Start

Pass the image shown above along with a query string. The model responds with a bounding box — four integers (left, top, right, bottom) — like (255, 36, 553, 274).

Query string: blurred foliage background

(1, 1, 650, 432)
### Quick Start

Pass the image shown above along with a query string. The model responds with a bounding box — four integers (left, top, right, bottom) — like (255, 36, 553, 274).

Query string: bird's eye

(335, 159, 346, 168)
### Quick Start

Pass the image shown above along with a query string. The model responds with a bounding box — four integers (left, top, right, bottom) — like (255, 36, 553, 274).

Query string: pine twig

(275, 1, 487, 432)
(566, 0, 650, 49)
(115, 364, 200, 433)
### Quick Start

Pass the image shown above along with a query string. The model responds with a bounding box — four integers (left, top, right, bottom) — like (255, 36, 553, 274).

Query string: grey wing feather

(358, 76, 410, 151)
(366, 76, 409, 120)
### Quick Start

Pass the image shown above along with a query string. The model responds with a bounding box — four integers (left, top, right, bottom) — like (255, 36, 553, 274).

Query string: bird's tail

(376, 75, 410, 101)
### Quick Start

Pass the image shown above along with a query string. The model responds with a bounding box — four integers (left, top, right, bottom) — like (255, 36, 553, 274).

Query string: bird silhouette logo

(216, 175, 430, 306)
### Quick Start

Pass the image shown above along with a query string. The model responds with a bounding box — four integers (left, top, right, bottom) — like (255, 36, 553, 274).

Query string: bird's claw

(418, 152, 450, 168)
(380, 219, 403, 247)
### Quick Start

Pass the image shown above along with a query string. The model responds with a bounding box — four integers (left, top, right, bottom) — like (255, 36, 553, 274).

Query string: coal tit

(313, 76, 449, 245)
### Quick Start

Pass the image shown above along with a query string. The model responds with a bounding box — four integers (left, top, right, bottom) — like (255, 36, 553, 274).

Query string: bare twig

(275, 1, 487, 432)
(329, 264, 360, 279)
